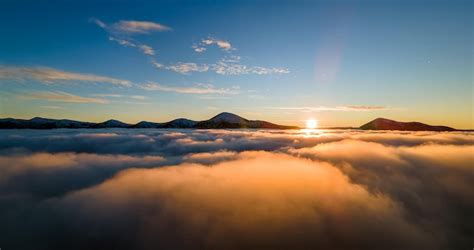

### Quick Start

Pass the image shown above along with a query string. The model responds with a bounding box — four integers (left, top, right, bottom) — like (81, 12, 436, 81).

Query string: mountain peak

(30, 117, 53, 122)
(95, 119, 130, 128)
(164, 118, 197, 128)
(209, 112, 247, 123)
(103, 119, 123, 123)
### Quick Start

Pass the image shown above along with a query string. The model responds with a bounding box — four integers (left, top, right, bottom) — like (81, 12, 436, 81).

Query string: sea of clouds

(0, 128, 473, 250)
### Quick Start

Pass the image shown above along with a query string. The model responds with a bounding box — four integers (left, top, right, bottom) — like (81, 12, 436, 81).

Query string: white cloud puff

(200, 37, 234, 51)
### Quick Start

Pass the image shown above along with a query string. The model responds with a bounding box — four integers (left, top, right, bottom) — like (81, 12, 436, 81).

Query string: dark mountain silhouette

(0, 117, 93, 129)
(360, 118, 456, 131)
(131, 121, 162, 128)
(0, 112, 298, 130)
(131, 118, 197, 128)
(195, 112, 296, 129)
(92, 119, 130, 128)
(161, 118, 198, 128)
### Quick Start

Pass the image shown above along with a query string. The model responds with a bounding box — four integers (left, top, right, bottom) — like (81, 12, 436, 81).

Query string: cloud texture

(0, 129, 472, 249)
(0, 66, 132, 86)
(19, 91, 109, 104)
(92, 18, 171, 34)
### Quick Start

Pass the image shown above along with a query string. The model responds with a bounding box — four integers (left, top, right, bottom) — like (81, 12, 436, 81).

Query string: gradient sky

(0, 0, 472, 128)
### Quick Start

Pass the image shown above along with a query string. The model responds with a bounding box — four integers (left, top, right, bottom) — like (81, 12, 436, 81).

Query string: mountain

(161, 118, 198, 128)
(195, 112, 298, 129)
(131, 121, 162, 128)
(131, 119, 197, 128)
(92, 119, 130, 128)
(0, 117, 93, 129)
(209, 112, 248, 124)
(0, 112, 298, 130)
(195, 112, 249, 128)
(360, 118, 456, 131)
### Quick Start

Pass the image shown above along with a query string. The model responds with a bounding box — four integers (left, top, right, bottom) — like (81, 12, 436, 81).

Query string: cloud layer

(0, 129, 472, 249)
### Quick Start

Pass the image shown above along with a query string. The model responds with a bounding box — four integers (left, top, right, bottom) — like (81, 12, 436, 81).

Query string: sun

(305, 119, 318, 129)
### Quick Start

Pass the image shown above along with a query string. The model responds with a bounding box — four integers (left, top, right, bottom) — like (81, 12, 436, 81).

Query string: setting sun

(306, 119, 318, 129)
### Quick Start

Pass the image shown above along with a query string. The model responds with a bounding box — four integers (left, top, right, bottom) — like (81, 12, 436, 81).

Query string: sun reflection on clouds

(0, 129, 473, 249)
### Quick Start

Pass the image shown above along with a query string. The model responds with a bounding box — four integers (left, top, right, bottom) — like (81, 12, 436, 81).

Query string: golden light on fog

(306, 119, 318, 129)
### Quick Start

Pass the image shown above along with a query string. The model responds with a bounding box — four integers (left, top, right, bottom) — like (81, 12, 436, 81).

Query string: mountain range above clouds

(0, 112, 463, 131)
(0, 112, 298, 130)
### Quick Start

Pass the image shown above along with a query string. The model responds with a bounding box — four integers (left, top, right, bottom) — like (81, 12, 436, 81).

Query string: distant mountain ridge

(360, 118, 456, 131)
(1, 115, 461, 131)
(0, 112, 298, 130)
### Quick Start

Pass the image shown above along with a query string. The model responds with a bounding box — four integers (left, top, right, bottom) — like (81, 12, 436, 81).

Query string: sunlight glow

(306, 119, 318, 129)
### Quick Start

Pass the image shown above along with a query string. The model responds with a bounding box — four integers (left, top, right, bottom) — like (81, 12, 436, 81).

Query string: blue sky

(0, 0, 472, 128)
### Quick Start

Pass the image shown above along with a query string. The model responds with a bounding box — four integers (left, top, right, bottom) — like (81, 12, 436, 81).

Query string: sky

(0, 0, 472, 128)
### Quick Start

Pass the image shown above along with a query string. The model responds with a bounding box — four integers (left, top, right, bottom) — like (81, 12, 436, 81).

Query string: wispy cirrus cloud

(93, 18, 165, 56)
(141, 82, 240, 95)
(138, 44, 155, 56)
(91, 18, 107, 28)
(108, 36, 135, 47)
(108, 37, 155, 56)
(0, 66, 132, 86)
(91, 18, 171, 35)
(270, 105, 389, 112)
(92, 94, 124, 98)
(198, 95, 231, 100)
(40, 105, 65, 109)
(19, 91, 108, 104)
(111, 20, 171, 34)
(93, 94, 147, 100)
(130, 95, 147, 100)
